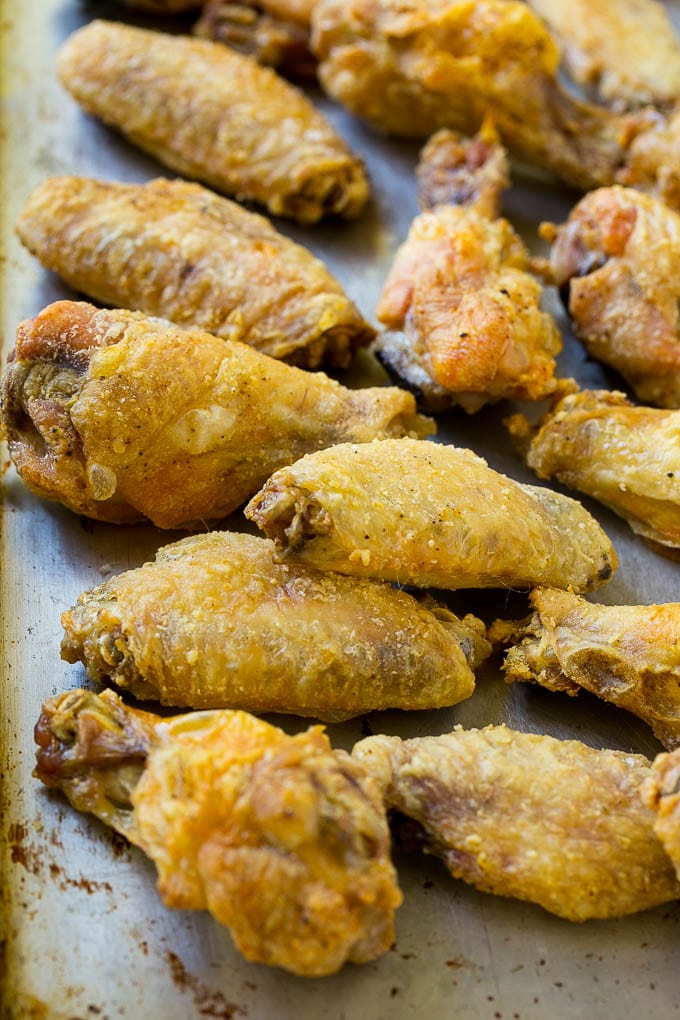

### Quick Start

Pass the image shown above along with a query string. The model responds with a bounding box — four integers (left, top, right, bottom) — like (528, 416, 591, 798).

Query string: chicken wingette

(34, 689, 402, 976)
(0, 302, 432, 528)
(506, 387, 680, 555)
(61, 531, 490, 720)
(57, 20, 368, 224)
(543, 187, 680, 408)
(353, 725, 680, 920)
(16, 176, 374, 368)
(527, 0, 680, 111)
(374, 123, 561, 411)
(245, 437, 617, 592)
(491, 587, 680, 750)
(311, 0, 656, 194)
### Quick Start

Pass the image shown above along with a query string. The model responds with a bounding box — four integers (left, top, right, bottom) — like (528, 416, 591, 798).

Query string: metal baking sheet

(2, 2, 680, 1017)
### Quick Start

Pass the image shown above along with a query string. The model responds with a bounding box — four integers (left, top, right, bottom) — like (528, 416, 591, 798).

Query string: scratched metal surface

(2, 1, 680, 1017)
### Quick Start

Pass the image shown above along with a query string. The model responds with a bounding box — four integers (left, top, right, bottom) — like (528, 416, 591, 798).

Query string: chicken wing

(527, 0, 680, 111)
(16, 177, 374, 369)
(543, 186, 680, 408)
(353, 725, 680, 920)
(34, 689, 402, 976)
(311, 0, 655, 194)
(491, 587, 680, 751)
(195, 1, 317, 79)
(374, 124, 561, 412)
(57, 20, 368, 224)
(642, 749, 680, 878)
(61, 531, 490, 720)
(506, 387, 680, 554)
(0, 302, 432, 528)
(245, 437, 617, 592)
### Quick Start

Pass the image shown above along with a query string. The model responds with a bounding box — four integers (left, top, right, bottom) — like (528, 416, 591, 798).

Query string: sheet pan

(2, 2, 680, 1016)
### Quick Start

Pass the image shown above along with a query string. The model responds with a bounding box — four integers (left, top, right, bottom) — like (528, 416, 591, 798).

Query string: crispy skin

(311, 0, 655, 193)
(16, 177, 374, 369)
(492, 587, 680, 750)
(642, 749, 680, 878)
(57, 20, 368, 224)
(374, 125, 561, 412)
(544, 187, 680, 408)
(506, 388, 680, 553)
(620, 111, 680, 212)
(0, 302, 432, 528)
(60, 531, 490, 720)
(353, 725, 680, 920)
(245, 437, 617, 592)
(34, 689, 401, 976)
(527, 0, 680, 111)
(195, 1, 317, 79)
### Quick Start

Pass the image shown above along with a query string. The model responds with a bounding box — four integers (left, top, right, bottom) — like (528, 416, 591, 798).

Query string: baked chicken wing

(245, 437, 617, 592)
(34, 689, 402, 976)
(374, 124, 561, 412)
(527, 0, 680, 111)
(16, 176, 374, 369)
(195, 1, 317, 79)
(506, 387, 680, 554)
(543, 186, 680, 408)
(353, 725, 680, 920)
(57, 20, 368, 224)
(311, 0, 654, 194)
(0, 302, 432, 528)
(642, 749, 680, 879)
(61, 531, 490, 720)
(491, 587, 680, 751)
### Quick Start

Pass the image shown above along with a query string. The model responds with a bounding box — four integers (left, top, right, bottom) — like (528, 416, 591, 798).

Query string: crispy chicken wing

(57, 20, 368, 224)
(16, 177, 374, 369)
(506, 387, 680, 554)
(543, 186, 680, 407)
(642, 749, 680, 878)
(245, 437, 617, 592)
(527, 0, 680, 111)
(353, 725, 680, 920)
(0, 302, 432, 528)
(491, 587, 680, 750)
(34, 689, 402, 976)
(311, 0, 655, 193)
(61, 531, 490, 720)
(374, 124, 561, 412)
(195, 1, 317, 79)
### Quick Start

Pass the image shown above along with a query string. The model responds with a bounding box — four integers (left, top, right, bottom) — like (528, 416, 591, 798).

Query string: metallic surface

(1, 2, 679, 1017)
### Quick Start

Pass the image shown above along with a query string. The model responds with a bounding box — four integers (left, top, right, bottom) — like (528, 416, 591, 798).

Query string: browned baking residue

(165, 950, 247, 1018)
(8, 822, 43, 876)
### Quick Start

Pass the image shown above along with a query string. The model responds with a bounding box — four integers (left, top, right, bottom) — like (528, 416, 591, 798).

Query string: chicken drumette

(34, 689, 402, 976)
(543, 186, 680, 408)
(374, 123, 561, 412)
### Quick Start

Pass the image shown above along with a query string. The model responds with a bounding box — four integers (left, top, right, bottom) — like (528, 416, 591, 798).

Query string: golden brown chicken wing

(642, 748, 680, 878)
(506, 387, 680, 554)
(373, 124, 561, 412)
(34, 689, 402, 976)
(543, 186, 680, 407)
(527, 0, 680, 111)
(353, 724, 680, 920)
(311, 0, 654, 193)
(195, 1, 317, 79)
(61, 531, 490, 719)
(491, 587, 680, 750)
(57, 20, 368, 224)
(0, 302, 432, 528)
(16, 176, 374, 369)
(245, 437, 617, 592)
